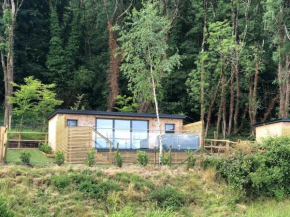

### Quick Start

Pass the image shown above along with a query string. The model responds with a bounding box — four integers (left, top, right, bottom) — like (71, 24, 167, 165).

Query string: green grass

(242, 199, 290, 217)
(6, 149, 55, 165)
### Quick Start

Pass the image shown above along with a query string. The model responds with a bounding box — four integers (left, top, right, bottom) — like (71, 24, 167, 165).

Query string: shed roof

(48, 109, 186, 120)
(254, 118, 290, 127)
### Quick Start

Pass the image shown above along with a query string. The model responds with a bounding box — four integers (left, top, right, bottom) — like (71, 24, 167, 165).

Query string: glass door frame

(95, 118, 149, 150)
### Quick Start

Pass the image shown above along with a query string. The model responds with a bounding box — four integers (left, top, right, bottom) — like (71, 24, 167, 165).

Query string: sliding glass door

(95, 119, 148, 149)
(132, 120, 148, 149)
(114, 120, 131, 149)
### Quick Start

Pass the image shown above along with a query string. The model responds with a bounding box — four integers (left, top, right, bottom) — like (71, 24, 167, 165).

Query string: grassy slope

(6, 150, 55, 165)
(0, 165, 289, 217)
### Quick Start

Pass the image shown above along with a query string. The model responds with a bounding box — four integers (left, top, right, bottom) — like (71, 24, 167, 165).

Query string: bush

(0, 197, 14, 217)
(149, 186, 186, 210)
(85, 149, 96, 167)
(78, 179, 120, 200)
(137, 151, 149, 166)
(114, 151, 123, 167)
(39, 142, 53, 154)
(51, 175, 70, 190)
(55, 151, 65, 166)
(160, 155, 170, 165)
(20, 151, 31, 165)
(200, 156, 223, 170)
(185, 149, 196, 170)
(218, 136, 290, 199)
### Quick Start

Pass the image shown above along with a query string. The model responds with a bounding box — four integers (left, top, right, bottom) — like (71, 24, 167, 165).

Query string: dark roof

(254, 118, 290, 127)
(48, 109, 186, 120)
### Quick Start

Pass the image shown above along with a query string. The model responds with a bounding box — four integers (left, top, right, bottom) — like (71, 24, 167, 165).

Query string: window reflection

(95, 119, 149, 149)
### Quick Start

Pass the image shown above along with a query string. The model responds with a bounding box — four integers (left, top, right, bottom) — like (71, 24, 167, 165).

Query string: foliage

(149, 186, 186, 210)
(200, 156, 223, 170)
(0, 197, 14, 217)
(55, 151, 65, 166)
(113, 151, 123, 168)
(118, 1, 180, 105)
(185, 149, 196, 170)
(160, 155, 170, 166)
(51, 175, 70, 190)
(39, 142, 53, 154)
(19, 151, 31, 165)
(85, 149, 96, 167)
(114, 95, 137, 113)
(217, 136, 290, 199)
(9, 76, 63, 127)
(136, 151, 149, 166)
(78, 179, 120, 200)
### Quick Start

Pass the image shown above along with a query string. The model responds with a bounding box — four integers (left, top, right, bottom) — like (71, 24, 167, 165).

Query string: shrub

(137, 151, 149, 166)
(20, 151, 31, 165)
(149, 186, 186, 210)
(200, 156, 223, 170)
(55, 151, 65, 166)
(51, 175, 70, 190)
(85, 149, 96, 167)
(185, 149, 196, 170)
(114, 151, 123, 167)
(0, 197, 14, 217)
(78, 179, 120, 200)
(218, 136, 290, 198)
(160, 155, 170, 166)
(39, 142, 53, 154)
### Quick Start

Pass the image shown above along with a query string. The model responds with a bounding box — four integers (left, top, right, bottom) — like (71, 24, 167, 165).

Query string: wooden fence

(7, 131, 48, 149)
(0, 127, 8, 164)
(205, 139, 255, 154)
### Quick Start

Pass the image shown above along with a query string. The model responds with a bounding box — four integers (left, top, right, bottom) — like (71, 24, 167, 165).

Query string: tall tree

(119, 2, 180, 164)
(0, 0, 23, 128)
(264, 0, 290, 118)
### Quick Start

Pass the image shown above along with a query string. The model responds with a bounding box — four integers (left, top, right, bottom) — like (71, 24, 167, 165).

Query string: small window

(165, 124, 175, 133)
(67, 119, 78, 126)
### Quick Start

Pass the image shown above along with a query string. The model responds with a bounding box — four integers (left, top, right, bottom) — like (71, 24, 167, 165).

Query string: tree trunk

(106, 21, 121, 111)
(149, 66, 163, 166)
(200, 0, 208, 147)
(227, 66, 235, 136)
(262, 94, 279, 122)
(1, 0, 18, 129)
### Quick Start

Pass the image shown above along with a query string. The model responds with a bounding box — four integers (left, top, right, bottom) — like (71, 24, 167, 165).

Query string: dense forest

(0, 0, 290, 138)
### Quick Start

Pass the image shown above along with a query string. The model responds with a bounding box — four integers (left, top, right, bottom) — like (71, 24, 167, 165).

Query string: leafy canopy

(118, 1, 180, 103)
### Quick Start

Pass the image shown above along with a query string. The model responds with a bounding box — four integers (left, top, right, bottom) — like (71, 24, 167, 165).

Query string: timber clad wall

(255, 121, 290, 143)
(56, 116, 93, 163)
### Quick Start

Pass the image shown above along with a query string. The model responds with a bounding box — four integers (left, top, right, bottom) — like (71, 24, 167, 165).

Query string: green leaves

(9, 76, 63, 125)
(118, 1, 180, 104)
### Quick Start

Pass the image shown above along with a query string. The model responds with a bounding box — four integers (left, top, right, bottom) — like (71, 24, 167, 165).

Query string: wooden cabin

(254, 119, 290, 143)
(48, 109, 201, 162)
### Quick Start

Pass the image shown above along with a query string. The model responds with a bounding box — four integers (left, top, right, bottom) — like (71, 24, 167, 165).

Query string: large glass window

(95, 119, 148, 149)
(96, 119, 113, 149)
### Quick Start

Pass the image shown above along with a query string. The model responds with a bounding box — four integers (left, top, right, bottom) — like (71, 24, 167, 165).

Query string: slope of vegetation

(0, 164, 289, 217)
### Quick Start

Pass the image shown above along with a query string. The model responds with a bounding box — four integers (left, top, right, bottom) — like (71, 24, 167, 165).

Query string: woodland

(0, 0, 290, 139)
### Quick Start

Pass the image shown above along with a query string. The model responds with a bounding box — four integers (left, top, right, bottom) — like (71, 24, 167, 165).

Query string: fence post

(226, 140, 230, 153)
(154, 147, 157, 166)
(169, 145, 172, 167)
(18, 133, 21, 148)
